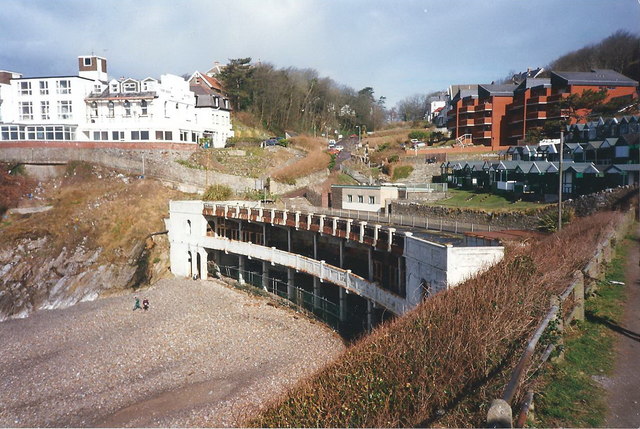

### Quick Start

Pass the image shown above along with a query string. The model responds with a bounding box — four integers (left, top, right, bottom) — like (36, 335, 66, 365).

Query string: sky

(1, 0, 639, 107)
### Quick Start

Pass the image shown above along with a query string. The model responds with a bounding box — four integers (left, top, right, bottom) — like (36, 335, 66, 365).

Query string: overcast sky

(1, 0, 638, 107)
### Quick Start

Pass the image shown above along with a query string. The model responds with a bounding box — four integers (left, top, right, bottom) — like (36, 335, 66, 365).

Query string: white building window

(41, 101, 50, 120)
(347, 194, 353, 202)
(124, 100, 131, 117)
(155, 130, 173, 141)
(19, 81, 32, 96)
(57, 100, 72, 119)
(19, 102, 33, 120)
(56, 80, 71, 95)
(123, 82, 137, 92)
(112, 131, 124, 141)
(90, 101, 98, 117)
(39, 81, 49, 95)
(141, 100, 148, 116)
(108, 101, 114, 118)
(358, 195, 364, 203)
(131, 130, 150, 141)
(83, 57, 92, 66)
(369, 196, 375, 204)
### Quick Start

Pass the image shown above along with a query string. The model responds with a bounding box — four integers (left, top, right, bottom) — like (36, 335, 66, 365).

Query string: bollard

(487, 398, 512, 428)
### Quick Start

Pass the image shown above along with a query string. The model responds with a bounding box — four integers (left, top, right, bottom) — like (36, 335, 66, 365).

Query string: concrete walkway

(604, 222, 640, 427)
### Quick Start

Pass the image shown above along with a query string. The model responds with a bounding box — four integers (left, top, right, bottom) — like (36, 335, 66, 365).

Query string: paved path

(605, 222, 640, 427)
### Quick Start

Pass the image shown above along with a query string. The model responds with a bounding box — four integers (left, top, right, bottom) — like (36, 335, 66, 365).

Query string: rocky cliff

(0, 162, 187, 321)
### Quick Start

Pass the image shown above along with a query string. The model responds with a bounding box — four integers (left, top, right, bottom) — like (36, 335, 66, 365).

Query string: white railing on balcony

(202, 235, 408, 315)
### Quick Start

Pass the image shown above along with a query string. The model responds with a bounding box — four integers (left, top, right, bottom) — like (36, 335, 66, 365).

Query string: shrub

(203, 184, 233, 201)
(392, 165, 414, 181)
(408, 130, 430, 141)
(388, 155, 399, 163)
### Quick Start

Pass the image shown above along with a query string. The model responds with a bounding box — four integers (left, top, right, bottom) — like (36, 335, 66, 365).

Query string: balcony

(460, 105, 475, 113)
(475, 103, 493, 112)
(526, 111, 547, 120)
(526, 96, 548, 105)
(472, 130, 492, 139)
(460, 118, 475, 126)
(474, 116, 492, 125)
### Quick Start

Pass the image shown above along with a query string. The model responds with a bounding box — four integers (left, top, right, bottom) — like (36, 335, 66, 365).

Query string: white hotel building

(0, 55, 233, 147)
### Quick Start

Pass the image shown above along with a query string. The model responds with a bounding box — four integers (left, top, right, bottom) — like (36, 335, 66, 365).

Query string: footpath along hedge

(249, 211, 625, 427)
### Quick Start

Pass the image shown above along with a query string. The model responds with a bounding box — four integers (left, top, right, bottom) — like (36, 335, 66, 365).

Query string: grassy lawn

(433, 189, 547, 211)
(535, 231, 630, 427)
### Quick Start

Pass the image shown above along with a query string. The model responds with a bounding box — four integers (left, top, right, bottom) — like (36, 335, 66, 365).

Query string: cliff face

(0, 163, 186, 321)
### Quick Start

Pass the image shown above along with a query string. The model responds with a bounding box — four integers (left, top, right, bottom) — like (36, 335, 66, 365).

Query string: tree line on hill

(217, 58, 386, 136)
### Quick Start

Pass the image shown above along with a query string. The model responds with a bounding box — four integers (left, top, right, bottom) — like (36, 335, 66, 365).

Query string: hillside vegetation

(250, 211, 624, 427)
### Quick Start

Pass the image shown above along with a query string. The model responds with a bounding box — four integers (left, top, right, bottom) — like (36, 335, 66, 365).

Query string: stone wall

(0, 146, 327, 196)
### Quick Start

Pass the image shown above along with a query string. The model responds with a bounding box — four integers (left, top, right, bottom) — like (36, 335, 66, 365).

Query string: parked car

(426, 157, 437, 164)
(334, 145, 344, 151)
(412, 142, 426, 148)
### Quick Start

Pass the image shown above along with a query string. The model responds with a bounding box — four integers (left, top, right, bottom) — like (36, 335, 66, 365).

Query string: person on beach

(133, 296, 142, 311)
(142, 298, 149, 311)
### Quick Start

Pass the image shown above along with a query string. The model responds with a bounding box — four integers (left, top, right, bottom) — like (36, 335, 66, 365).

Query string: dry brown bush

(0, 166, 34, 215)
(271, 136, 331, 184)
(250, 211, 624, 428)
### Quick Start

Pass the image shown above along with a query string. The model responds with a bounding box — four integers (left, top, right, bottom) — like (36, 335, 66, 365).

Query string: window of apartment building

(347, 194, 353, 202)
(19, 81, 32, 96)
(56, 80, 71, 95)
(155, 130, 173, 141)
(107, 101, 114, 118)
(57, 100, 72, 119)
(358, 195, 364, 203)
(1, 125, 23, 140)
(124, 100, 131, 117)
(39, 81, 49, 95)
(140, 100, 148, 116)
(92, 131, 109, 140)
(40, 101, 50, 120)
(180, 130, 189, 142)
(369, 195, 375, 204)
(93, 83, 102, 93)
(19, 102, 33, 120)
(131, 130, 149, 140)
(83, 57, 92, 66)
(112, 131, 124, 141)
(90, 101, 98, 117)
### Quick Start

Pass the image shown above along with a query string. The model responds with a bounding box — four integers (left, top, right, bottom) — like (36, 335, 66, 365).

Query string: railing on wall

(486, 209, 633, 428)
(203, 235, 408, 315)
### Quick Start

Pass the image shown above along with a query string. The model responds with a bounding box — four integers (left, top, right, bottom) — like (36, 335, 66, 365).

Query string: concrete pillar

(368, 247, 374, 281)
(318, 215, 326, 233)
(262, 260, 269, 291)
(223, 205, 228, 218)
(359, 221, 367, 243)
(238, 218, 243, 240)
(287, 228, 292, 252)
(287, 268, 295, 300)
(332, 217, 339, 235)
(262, 223, 267, 245)
(339, 287, 347, 322)
(313, 233, 318, 259)
(373, 224, 380, 244)
(282, 209, 288, 225)
(270, 208, 275, 225)
(307, 213, 313, 230)
(238, 255, 245, 284)
(346, 219, 353, 238)
(258, 207, 263, 220)
(487, 399, 512, 428)
(190, 249, 197, 279)
(313, 277, 321, 310)
(200, 249, 208, 280)
(339, 240, 345, 268)
(295, 211, 301, 229)
(387, 227, 396, 251)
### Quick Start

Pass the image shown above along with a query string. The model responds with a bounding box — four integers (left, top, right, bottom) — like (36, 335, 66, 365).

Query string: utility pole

(557, 131, 563, 231)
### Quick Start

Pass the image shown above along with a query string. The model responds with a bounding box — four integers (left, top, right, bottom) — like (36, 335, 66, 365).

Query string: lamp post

(557, 131, 563, 231)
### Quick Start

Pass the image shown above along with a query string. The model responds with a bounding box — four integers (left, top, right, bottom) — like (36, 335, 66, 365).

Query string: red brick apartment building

(448, 69, 638, 149)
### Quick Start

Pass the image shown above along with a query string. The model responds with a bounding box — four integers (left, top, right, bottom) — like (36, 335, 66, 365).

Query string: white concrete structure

(332, 184, 400, 213)
(167, 200, 504, 315)
(0, 55, 233, 146)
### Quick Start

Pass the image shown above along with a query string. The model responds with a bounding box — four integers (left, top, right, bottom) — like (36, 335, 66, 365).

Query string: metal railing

(218, 265, 341, 330)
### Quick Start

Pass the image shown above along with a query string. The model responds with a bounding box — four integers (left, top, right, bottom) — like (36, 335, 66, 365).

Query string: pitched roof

(478, 84, 517, 97)
(551, 69, 639, 87)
